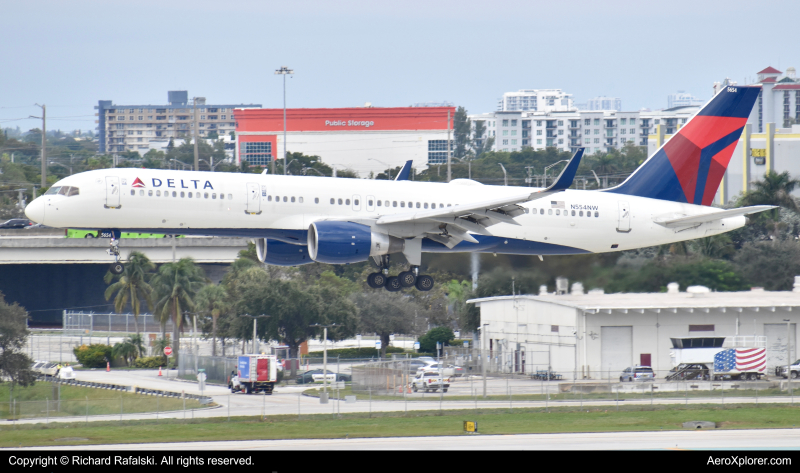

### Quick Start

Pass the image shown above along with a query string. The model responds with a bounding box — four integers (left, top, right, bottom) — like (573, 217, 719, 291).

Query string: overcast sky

(2, 0, 799, 133)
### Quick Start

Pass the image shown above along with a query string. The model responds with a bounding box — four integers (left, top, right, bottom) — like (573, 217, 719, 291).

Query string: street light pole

(30, 104, 46, 188)
(498, 163, 508, 186)
(275, 66, 294, 176)
(240, 314, 271, 354)
(785, 319, 792, 382)
(311, 323, 337, 400)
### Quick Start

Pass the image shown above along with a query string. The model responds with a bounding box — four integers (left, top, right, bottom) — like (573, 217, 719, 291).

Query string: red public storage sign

(164, 346, 173, 356)
(235, 107, 455, 133)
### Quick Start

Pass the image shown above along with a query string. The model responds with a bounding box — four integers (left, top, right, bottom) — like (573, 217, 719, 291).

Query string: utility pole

(447, 109, 452, 182)
(192, 97, 203, 171)
(30, 105, 46, 187)
(275, 66, 294, 176)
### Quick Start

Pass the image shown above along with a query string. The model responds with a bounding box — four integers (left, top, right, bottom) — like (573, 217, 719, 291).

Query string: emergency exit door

(246, 182, 261, 214)
(617, 201, 631, 232)
(105, 176, 120, 209)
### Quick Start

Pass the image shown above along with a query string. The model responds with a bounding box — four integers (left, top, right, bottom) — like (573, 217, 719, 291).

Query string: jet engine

(307, 221, 404, 264)
(254, 238, 313, 266)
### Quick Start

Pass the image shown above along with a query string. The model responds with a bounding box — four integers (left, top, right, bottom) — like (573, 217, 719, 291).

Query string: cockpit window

(46, 186, 79, 196)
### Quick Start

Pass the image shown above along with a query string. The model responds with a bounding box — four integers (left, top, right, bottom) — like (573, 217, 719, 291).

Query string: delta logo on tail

(132, 177, 146, 188)
(610, 86, 761, 205)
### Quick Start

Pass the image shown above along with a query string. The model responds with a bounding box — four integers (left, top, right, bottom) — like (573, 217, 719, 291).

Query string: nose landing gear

(107, 238, 124, 274)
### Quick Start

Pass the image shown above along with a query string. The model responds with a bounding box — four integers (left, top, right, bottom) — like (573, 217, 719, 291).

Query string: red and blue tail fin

(609, 86, 760, 205)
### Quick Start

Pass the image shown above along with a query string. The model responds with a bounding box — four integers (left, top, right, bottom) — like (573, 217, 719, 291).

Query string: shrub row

(72, 344, 112, 368)
(306, 346, 406, 358)
(133, 356, 167, 368)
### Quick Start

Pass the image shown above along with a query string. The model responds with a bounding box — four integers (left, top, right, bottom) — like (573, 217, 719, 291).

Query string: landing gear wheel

(385, 276, 402, 292)
(398, 271, 416, 288)
(415, 275, 434, 291)
(367, 272, 387, 289)
(110, 262, 124, 274)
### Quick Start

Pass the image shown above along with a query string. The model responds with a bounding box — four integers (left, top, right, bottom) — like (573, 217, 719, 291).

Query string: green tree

(352, 292, 416, 358)
(453, 106, 471, 159)
(103, 251, 155, 337)
(0, 292, 35, 389)
(151, 258, 208, 363)
(738, 170, 800, 237)
(195, 284, 230, 356)
(445, 280, 480, 332)
(419, 326, 455, 354)
(734, 239, 800, 290)
(112, 336, 142, 366)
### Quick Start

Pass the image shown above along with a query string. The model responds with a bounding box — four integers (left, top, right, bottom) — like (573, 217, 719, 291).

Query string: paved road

(17, 429, 800, 450)
(10, 369, 800, 426)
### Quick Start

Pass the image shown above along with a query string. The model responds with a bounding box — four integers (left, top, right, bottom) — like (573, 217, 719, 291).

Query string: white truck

(228, 354, 278, 394)
(712, 348, 766, 381)
(411, 371, 450, 393)
(778, 359, 800, 379)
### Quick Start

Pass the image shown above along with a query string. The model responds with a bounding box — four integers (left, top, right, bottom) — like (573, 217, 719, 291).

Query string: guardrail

(45, 376, 213, 404)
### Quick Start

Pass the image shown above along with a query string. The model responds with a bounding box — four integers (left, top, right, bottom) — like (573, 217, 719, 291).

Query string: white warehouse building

(469, 287, 799, 380)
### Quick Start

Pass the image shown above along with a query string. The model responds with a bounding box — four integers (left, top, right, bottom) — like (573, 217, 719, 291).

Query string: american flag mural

(713, 348, 767, 373)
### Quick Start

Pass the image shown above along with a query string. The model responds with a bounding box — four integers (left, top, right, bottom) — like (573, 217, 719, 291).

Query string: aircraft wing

(394, 160, 413, 181)
(654, 205, 776, 228)
(376, 148, 584, 248)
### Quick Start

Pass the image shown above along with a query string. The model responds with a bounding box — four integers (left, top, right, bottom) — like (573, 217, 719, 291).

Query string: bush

(306, 346, 406, 358)
(419, 327, 455, 353)
(133, 356, 167, 368)
(72, 344, 112, 368)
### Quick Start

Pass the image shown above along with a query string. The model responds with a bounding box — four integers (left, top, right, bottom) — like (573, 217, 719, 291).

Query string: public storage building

(234, 106, 455, 176)
(468, 287, 799, 380)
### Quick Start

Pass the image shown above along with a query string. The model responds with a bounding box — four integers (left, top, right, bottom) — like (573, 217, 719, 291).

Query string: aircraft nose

(25, 197, 45, 224)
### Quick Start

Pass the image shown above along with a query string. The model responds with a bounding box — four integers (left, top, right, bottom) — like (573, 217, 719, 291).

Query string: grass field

(0, 383, 204, 420)
(1, 404, 799, 448)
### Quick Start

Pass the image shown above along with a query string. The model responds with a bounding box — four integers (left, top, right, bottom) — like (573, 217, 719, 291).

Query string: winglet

(394, 160, 413, 181)
(546, 148, 584, 191)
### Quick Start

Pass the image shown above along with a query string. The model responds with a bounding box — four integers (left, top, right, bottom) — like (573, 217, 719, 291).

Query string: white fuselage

(26, 168, 744, 255)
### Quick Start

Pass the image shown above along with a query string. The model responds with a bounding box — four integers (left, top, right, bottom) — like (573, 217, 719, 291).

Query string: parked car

(411, 371, 450, 393)
(24, 223, 52, 229)
(0, 218, 33, 229)
(416, 362, 463, 377)
(296, 369, 351, 384)
(620, 365, 655, 382)
(402, 359, 429, 374)
(777, 360, 800, 379)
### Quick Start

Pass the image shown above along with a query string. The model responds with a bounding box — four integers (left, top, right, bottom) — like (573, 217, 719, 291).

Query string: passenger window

(148, 190, 153, 196)
(447, 204, 451, 207)
(393, 201, 397, 207)
(180, 192, 185, 198)
(212, 193, 216, 199)
(416, 202, 420, 208)
(556, 209, 560, 216)
(291, 196, 295, 203)
(595, 211, 599, 217)
(130, 189, 135, 196)
(338, 198, 343, 205)
(548, 209, 552, 215)
(204, 193, 208, 198)
(299, 197, 303, 203)
(330, 198, 335, 204)
(268, 195, 272, 201)
(188, 192, 193, 199)
(579, 210, 583, 217)
(156, 190, 161, 197)
(315, 198, 319, 204)
(346, 199, 351, 205)
(220, 193, 225, 200)
(386, 201, 390, 207)
(400, 202, 405, 208)
(354, 199, 359, 206)
(532, 208, 536, 214)
(283, 196, 287, 202)
(571, 210, 576, 216)
(227, 194, 232, 200)
(540, 209, 544, 215)
(424, 203, 428, 209)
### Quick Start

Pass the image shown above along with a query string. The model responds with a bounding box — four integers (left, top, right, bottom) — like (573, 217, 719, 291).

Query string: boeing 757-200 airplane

(25, 85, 773, 292)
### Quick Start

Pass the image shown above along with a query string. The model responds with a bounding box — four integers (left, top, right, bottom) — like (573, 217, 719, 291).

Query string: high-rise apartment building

(667, 91, 703, 108)
(577, 96, 622, 111)
(498, 89, 575, 112)
(94, 91, 260, 154)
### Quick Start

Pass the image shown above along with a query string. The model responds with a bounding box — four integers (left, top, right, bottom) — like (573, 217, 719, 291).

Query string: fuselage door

(366, 195, 375, 212)
(105, 176, 121, 209)
(246, 182, 261, 215)
(352, 195, 362, 211)
(617, 201, 631, 232)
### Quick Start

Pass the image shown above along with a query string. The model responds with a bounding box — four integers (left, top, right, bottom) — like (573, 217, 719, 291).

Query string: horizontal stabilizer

(655, 205, 776, 228)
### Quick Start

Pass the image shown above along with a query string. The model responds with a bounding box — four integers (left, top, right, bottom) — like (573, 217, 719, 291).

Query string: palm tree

(739, 170, 800, 220)
(195, 284, 229, 356)
(112, 336, 140, 366)
(150, 258, 207, 364)
(103, 251, 155, 338)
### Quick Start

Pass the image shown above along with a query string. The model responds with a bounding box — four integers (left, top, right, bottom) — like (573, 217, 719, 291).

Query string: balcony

(604, 122, 617, 128)
(545, 121, 557, 129)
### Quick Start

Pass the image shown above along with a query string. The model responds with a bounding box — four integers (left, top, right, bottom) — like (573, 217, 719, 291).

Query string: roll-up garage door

(601, 326, 633, 374)
(765, 323, 796, 374)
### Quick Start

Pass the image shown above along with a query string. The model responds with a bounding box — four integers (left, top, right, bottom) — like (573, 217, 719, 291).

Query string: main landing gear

(107, 237, 124, 275)
(366, 255, 434, 292)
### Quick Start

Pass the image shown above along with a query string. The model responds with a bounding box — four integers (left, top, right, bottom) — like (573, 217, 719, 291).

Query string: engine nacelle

(254, 238, 313, 266)
(307, 221, 404, 264)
